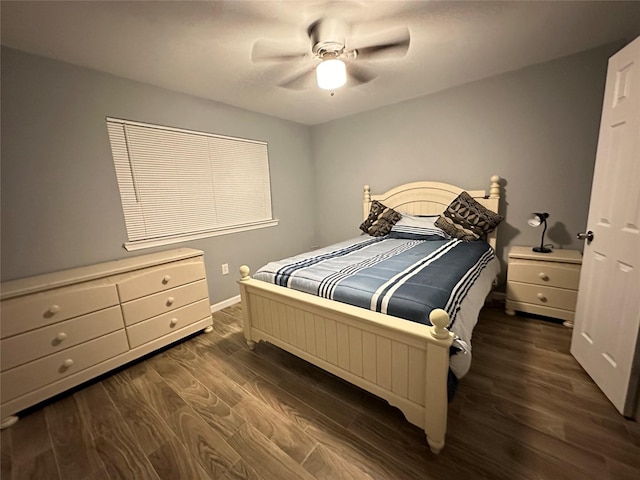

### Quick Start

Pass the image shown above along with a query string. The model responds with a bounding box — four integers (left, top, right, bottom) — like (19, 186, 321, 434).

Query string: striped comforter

(254, 236, 495, 329)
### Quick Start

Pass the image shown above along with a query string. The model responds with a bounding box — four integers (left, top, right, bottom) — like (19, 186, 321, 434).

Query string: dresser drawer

(1, 306, 124, 371)
(506, 282, 578, 311)
(508, 259, 581, 290)
(120, 279, 209, 326)
(1, 282, 119, 338)
(117, 258, 206, 302)
(126, 299, 211, 348)
(0, 330, 128, 403)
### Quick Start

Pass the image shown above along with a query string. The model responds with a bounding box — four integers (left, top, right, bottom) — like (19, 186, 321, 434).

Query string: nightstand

(505, 246, 582, 325)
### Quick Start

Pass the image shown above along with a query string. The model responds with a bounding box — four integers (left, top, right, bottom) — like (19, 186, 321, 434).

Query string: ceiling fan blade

(251, 39, 309, 63)
(351, 26, 410, 60)
(347, 64, 376, 85)
(278, 66, 317, 90)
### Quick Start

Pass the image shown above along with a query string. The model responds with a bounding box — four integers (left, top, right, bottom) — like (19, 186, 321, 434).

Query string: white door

(571, 36, 640, 417)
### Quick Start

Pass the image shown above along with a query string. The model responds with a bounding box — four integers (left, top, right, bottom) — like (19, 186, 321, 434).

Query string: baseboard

(211, 295, 241, 313)
(491, 291, 506, 302)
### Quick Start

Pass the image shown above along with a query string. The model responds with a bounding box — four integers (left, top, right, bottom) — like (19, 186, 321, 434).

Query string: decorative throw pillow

(360, 200, 402, 237)
(435, 191, 503, 241)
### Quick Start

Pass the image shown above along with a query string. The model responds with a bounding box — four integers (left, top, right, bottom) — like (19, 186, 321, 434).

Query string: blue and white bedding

(255, 232, 500, 378)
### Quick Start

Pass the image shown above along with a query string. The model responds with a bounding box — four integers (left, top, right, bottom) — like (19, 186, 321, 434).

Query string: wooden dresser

(505, 246, 582, 324)
(0, 248, 213, 428)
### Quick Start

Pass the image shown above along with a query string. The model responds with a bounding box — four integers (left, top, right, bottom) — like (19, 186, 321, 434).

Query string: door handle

(577, 230, 594, 242)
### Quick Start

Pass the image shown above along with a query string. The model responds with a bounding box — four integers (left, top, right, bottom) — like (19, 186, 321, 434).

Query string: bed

(238, 176, 501, 453)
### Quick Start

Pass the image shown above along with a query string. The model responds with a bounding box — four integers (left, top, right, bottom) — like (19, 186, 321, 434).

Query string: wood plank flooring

(2, 303, 639, 480)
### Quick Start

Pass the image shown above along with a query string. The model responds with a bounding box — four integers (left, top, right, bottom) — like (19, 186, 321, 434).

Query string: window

(106, 118, 277, 251)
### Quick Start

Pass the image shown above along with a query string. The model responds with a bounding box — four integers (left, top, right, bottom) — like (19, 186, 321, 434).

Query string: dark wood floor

(2, 303, 640, 480)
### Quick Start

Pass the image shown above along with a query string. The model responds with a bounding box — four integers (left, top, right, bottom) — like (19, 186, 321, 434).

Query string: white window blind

(106, 118, 276, 250)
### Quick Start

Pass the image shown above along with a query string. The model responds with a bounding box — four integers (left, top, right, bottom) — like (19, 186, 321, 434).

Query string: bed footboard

(238, 266, 454, 453)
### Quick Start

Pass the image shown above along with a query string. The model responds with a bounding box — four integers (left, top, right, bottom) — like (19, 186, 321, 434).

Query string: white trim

(490, 291, 506, 303)
(123, 219, 279, 251)
(211, 295, 241, 313)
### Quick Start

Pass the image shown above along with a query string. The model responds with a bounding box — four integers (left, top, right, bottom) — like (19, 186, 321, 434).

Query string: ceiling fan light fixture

(316, 57, 346, 90)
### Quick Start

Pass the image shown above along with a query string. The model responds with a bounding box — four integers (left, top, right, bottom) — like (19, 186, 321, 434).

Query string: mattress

(254, 235, 500, 378)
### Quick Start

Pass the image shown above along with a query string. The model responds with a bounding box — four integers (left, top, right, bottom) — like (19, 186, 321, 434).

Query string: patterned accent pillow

(435, 191, 503, 241)
(360, 200, 402, 237)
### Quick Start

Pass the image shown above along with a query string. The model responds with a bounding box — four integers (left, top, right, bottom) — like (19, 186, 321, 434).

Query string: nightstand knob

(169, 318, 178, 327)
(537, 293, 547, 302)
(539, 272, 549, 281)
(162, 275, 171, 284)
(62, 358, 74, 368)
(166, 297, 175, 306)
(55, 332, 68, 342)
(49, 304, 61, 314)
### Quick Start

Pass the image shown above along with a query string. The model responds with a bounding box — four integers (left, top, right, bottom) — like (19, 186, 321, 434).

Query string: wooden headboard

(363, 175, 501, 249)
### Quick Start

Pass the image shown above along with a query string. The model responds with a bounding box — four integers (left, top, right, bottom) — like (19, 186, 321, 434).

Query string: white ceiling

(2, 1, 640, 125)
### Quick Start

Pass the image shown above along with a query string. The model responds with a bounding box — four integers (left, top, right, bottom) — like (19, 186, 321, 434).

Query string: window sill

(123, 219, 279, 251)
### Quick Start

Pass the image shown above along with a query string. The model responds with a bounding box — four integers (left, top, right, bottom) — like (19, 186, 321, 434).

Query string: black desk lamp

(528, 212, 552, 253)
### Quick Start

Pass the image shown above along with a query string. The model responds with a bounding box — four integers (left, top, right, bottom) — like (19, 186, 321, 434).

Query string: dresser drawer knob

(62, 358, 74, 368)
(55, 332, 68, 342)
(166, 297, 175, 306)
(169, 318, 178, 327)
(537, 293, 547, 302)
(162, 275, 172, 284)
(538, 272, 549, 281)
(49, 304, 61, 314)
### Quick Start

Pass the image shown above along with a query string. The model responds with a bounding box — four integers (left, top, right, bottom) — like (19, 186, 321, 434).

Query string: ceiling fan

(251, 17, 411, 91)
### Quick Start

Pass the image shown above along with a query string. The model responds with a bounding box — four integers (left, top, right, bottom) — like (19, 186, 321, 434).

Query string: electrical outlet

(221, 263, 229, 275)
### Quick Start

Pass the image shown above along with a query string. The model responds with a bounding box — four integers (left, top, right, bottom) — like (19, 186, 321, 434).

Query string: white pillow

(388, 215, 451, 240)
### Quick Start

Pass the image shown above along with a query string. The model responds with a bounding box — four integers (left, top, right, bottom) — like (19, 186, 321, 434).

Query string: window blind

(106, 118, 276, 250)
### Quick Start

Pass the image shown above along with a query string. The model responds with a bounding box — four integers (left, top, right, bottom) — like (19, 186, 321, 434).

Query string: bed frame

(238, 175, 501, 453)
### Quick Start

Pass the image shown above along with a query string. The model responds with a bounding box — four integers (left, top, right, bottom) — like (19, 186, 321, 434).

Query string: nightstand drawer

(120, 279, 209, 326)
(125, 299, 211, 348)
(1, 282, 119, 338)
(508, 260, 581, 290)
(506, 282, 578, 311)
(0, 330, 128, 403)
(1, 306, 124, 371)
(117, 258, 206, 302)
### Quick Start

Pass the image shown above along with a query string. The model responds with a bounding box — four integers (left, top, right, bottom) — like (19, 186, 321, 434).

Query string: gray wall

(0, 42, 621, 300)
(310, 43, 621, 288)
(1, 47, 316, 304)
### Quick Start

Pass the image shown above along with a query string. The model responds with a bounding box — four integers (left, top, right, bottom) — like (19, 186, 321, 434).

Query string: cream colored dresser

(505, 246, 582, 323)
(0, 248, 213, 428)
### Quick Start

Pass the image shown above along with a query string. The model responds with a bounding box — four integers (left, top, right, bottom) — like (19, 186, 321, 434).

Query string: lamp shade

(316, 58, 346, 90)
(527, 212, 549, 228)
